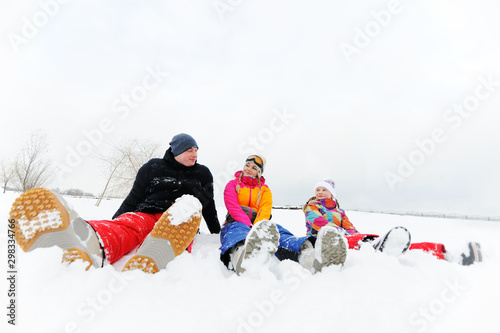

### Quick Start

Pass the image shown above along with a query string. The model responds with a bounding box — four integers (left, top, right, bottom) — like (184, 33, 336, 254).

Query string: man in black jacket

(112, 133, 220, 233)
(9, 133, 220, 273)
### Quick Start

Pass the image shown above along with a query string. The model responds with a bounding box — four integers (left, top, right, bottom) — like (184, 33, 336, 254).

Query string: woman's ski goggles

(246, 155, 264, 171)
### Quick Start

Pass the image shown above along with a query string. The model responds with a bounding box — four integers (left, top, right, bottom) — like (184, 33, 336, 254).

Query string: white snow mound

(169, 195, 202, 226)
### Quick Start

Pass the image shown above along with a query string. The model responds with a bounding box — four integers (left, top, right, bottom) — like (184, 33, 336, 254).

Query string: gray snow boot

(373, 226, 411, 256)
(313, 226, 347, 272)
(235, 219, 280, 276)
(460, 242, 482, 266)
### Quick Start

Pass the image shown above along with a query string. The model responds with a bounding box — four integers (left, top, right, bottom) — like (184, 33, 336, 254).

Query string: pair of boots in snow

(229, 220, 349, 275)
(9, 188, 201, 273)
(370, 225, 483, 266)
(230, 222, 483, 275)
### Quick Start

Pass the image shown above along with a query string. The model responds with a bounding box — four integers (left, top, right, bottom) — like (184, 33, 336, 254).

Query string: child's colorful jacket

(303, 197, 358, 237)
(224, 171, 272, 227)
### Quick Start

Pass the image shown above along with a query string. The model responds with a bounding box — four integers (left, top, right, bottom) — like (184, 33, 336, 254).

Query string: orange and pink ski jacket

(224, 171, 272, 227)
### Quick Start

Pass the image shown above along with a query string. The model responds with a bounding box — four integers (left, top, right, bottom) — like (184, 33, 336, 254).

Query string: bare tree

(113, 139, 161, 188)
(14, 132, 53, 192)
(95, 152, 126, 207)
(95, 139, 161, 206)
(1, 160, 16, 193)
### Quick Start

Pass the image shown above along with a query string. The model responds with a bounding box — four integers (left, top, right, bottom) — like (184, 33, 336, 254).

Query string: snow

(17, 210, 63, 240)
(1, 191, 500, 333)
(168, 195, 202, 226)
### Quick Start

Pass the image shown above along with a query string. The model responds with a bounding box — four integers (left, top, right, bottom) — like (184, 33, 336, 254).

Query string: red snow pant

(87, 212, 163, 264)
(346, 234, 447, 260)
(408, 242, 446, 260)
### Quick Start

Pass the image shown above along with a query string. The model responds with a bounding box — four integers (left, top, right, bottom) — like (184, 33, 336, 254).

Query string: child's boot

(460, 242, 482, 266)
(313, 226, 347, 272)
(373, 226, 411, 256)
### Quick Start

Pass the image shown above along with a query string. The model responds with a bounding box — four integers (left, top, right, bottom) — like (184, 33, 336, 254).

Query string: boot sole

(315, 228, 347, 271)
(9, 188, 98, 270)
(9, 188, 70, 251)
(374, 226, 411, 256)
(236, 220, 280, 275)
(122, 200, 202, 273)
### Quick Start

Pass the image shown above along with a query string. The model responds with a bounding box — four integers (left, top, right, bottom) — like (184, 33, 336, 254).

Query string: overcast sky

(1, 0, 499, 217)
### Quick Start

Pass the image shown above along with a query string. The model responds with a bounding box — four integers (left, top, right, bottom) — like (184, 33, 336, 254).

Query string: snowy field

(1, 191, 499, 333)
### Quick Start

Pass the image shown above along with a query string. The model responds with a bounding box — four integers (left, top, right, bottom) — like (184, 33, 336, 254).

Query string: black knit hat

(169, 133, 198, 156)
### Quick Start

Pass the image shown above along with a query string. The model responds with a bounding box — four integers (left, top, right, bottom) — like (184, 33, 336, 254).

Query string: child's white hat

(314, 179, 337, 199)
